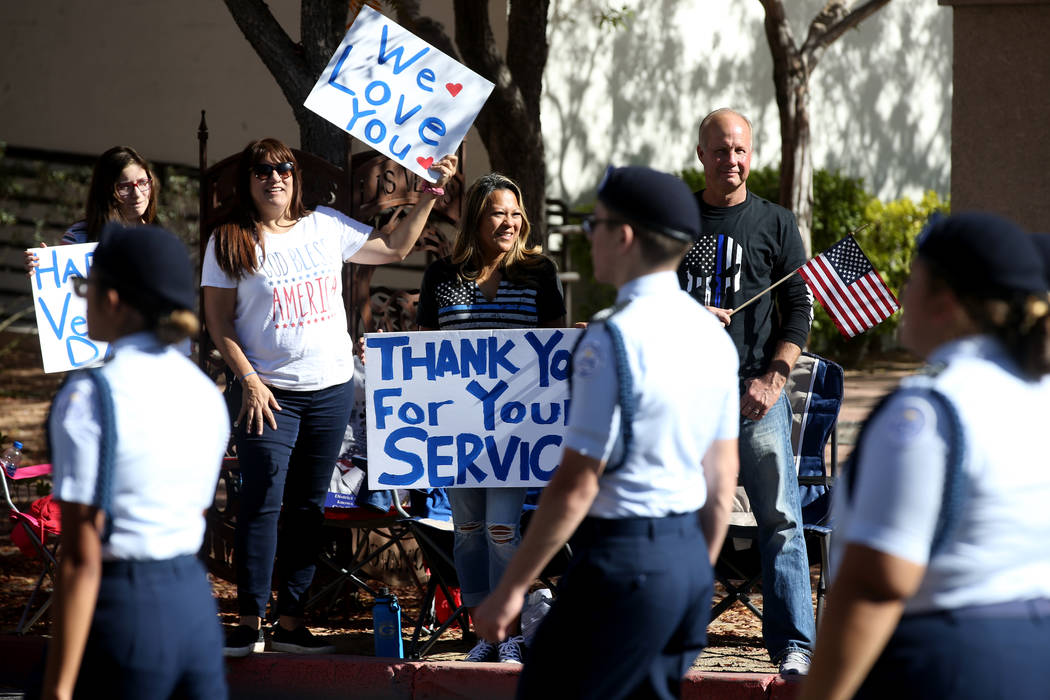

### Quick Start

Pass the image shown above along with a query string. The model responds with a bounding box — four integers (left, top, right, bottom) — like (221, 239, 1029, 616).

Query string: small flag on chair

(798, 236, 899, 338)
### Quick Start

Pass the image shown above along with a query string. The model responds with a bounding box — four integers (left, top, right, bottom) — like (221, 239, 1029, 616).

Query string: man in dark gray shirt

(678, 108, 814, 676)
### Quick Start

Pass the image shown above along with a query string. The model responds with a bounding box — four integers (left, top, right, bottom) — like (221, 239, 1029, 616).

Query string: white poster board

(365, 328, 582, 489)
(304, 6, 494, 182)
(28, 243, 107, 373)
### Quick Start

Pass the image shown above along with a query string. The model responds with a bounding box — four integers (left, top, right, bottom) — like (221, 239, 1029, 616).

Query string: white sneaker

(778, 650, 811, 676)
(497, 635, 525, 664)
(464, 638, 498, 662)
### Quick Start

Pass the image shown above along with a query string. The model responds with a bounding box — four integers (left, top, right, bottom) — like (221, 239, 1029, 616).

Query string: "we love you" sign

(304, 7, 494, 182)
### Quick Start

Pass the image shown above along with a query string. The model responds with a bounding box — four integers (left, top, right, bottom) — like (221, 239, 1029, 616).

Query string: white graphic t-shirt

(201, 206, 371, 390)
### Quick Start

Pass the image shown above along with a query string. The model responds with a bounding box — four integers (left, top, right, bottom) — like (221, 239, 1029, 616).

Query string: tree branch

(222, 0, 312, 106)
(802, 0, 892, 63)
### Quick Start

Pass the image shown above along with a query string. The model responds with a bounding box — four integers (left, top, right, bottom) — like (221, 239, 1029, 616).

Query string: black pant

(518, 512, 711, 700)
(858, 598, 1050, 700)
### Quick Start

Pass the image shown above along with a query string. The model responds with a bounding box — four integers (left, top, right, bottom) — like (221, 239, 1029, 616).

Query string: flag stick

(727, 268, 801, 317)
(726, 223, 871, 317)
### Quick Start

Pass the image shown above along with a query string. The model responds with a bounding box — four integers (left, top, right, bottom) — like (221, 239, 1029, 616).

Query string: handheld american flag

(798, 236, 899, 338)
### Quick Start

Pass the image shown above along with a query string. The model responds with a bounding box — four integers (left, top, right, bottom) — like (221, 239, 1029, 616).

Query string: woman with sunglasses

(415, 173, 566, 664)
(43, 224, 229, 699)
(202, 137, 457, 657)
(24, 146, 158, 274)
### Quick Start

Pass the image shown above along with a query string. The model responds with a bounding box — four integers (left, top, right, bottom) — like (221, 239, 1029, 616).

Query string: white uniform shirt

(50, 332, 230, 561)
(833, 336, 1050, 613)
(200, 206, 371, 390)
(565, 271, 739, 518)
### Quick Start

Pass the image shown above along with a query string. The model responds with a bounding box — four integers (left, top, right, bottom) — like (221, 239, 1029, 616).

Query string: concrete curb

(0, 636, 800, 699)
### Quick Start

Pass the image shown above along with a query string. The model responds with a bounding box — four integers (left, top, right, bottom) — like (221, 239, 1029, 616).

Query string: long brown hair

(450, 173, 545, 282)
(211, 138, 311, 279)
(83, 146, 158, 241)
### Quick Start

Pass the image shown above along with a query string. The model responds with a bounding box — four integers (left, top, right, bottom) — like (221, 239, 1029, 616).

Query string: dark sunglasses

(251, 161, 295, 180)
(71, 275, 89, 298)
(581, 216, 623, 238)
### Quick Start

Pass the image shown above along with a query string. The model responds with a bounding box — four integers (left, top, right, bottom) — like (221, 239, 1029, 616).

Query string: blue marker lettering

(500, 401, 525, 424)
(428, 399, 453, 425)
(529, 435, 562, 480)
(327, 44, 358, 96)
(466, 379, 509, 431)
(37, 292, 71, 339)
(418, 117, 446, 147)
(366, 335, 410, 381)
(401, 341, 436, 380)
(524, 330, 564, 387)
(460, 338, 486, 377)
(416, 68, 435, 92)
(377, 23, 430, 74)
(426, 435, 454, 487)
(484, 435, 520, 482)
(394, 94, 422, 125)
(487, 337, 519, 378)
(373, 387, 402, 429)
(345, 97, 378, 132)
(456, 433, 487, 484)
(378, 427, 426, 486)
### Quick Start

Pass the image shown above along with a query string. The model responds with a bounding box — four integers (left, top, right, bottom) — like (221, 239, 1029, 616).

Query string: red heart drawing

(417, 156, 435, 170)
(445, 83, 463, 97)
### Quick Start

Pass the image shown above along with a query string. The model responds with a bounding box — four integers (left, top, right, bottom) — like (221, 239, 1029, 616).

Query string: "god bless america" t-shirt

(201, 206, 371, 390)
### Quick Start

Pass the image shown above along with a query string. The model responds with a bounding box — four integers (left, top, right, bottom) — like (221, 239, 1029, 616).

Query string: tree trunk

(223, 0, 349, 167)
(760, 0, 892, 255)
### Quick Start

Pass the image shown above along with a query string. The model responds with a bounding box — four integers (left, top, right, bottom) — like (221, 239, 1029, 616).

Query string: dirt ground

(0, 328, 911, 672)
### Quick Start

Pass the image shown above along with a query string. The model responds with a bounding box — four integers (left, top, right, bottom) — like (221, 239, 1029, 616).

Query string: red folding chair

(2, 462, 60, 634)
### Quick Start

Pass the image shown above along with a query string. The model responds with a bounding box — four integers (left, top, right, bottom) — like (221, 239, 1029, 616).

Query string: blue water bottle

(373, 587, 404, 658)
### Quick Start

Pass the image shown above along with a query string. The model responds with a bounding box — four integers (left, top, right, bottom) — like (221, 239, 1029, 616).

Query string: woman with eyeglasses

(415, 173, 566, 664)
(24, 146, 158, 274)
(43, 224, 230, 699)
(201, 137, 457, 657)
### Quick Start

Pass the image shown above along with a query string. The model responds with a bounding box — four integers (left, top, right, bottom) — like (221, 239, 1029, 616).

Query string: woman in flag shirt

(802, 212, 1050, 700)
(416, 173, 566, 663)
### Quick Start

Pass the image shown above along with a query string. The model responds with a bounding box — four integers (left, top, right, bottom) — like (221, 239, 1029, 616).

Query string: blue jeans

(448, 487, 527, 607)
(233, 379, 354, 619)
(738, 389, 815, 659)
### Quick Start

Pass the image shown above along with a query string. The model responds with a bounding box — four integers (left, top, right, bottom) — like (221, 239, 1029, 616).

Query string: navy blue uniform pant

(858, 598, 1050, 700)
(518, 511, 711, 700)
(75, 555, 227, 699)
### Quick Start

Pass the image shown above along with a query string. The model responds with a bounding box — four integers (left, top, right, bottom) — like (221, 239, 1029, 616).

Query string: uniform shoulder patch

(574, 339, 604, 378)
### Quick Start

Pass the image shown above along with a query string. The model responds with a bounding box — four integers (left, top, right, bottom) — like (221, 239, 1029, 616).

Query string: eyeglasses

(71, 276, 89, 298)
(252, 162, 295, 181)
(581, 216, 623, 239)
(115, 178, 152, 197)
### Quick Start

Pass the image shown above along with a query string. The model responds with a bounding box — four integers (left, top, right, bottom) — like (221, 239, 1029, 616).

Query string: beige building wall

(941, 0, 1050, 230)
(0, 1, 492, 177)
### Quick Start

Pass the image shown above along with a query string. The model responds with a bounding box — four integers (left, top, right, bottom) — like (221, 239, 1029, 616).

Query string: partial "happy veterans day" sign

(365, 329, 582, 489)
(28, 243, 107, 373)
(304, 6, 494, 182)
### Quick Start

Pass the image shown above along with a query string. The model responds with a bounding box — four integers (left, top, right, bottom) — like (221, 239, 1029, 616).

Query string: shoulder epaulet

(568, 300, 636, 474)
(846, 386, 968, 557)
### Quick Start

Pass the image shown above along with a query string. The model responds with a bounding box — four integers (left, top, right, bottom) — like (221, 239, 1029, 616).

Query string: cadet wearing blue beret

(43, 224, 230, 699)
(803, 212, 1050, 700)
(474, 166, 741, 700)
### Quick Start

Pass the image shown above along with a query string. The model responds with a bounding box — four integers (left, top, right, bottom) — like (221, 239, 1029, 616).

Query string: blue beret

(597, 166, 700, 242)
(1030, 233, 1050, 286)
(917, 212, 1047, 298)
(93, 223, 196, 313)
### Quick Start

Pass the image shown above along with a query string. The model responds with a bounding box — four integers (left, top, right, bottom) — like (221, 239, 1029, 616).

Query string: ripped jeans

(447, 487, 528, 607)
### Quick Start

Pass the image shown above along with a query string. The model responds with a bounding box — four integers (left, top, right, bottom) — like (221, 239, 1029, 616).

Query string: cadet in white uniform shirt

(802, 213, 1050, 700)
(42, 224, 230, 699)
(474, 166, 740, 700)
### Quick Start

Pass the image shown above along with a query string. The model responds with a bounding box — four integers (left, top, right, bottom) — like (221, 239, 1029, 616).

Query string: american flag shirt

(416, 256, 566, 330)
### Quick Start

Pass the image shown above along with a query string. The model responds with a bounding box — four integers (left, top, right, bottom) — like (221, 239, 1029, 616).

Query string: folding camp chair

(711, 352, 844, 626)
(2, 462, 59, 634)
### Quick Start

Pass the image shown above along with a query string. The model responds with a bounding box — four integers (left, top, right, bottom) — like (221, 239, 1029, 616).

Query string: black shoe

(223, 625, 265, 658)
(270, 624, 336, 654)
